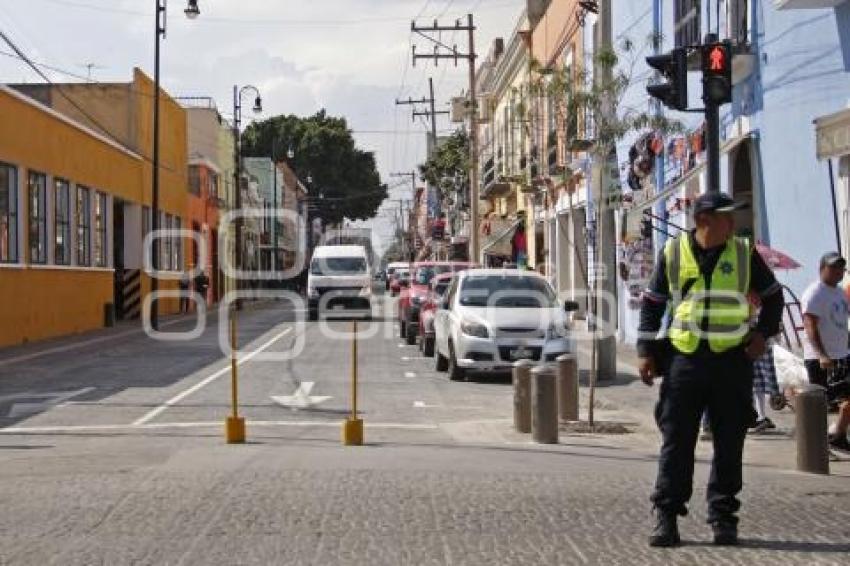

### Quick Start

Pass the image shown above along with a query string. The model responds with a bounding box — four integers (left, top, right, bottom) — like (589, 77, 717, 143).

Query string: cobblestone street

(0, 301, 848, 565)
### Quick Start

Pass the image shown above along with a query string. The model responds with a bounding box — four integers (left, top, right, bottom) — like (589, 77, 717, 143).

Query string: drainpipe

(653, 0, 668, 252)
(829, 159, 842, 253)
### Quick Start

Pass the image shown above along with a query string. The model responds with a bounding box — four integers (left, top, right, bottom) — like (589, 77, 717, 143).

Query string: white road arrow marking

(404, 372, 417, 379)
(271, 382, 332, 409)
(3, 387, 95, 418)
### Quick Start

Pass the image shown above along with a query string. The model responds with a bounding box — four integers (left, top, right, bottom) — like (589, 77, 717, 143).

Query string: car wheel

(435, 347, 448, 372)
(308, 310, 318, 322)
(405, 321, 416, 345)
(448, 342, 465, 382)
(399, 320, 407, 339)
(422, 336, 435, 358)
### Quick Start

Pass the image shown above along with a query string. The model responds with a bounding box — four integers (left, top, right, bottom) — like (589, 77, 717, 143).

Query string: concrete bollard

(556, 354, 579, 422)
(513, 360, 534, 433)
(795, 385, 829, 474)
(531, 365, 559, 444)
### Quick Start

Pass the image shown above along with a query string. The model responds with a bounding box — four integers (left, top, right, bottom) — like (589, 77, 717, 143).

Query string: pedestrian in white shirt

(801, 252, 850, 452)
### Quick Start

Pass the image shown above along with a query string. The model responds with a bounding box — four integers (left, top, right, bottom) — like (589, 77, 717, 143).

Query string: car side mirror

(564, 300, 580, 313)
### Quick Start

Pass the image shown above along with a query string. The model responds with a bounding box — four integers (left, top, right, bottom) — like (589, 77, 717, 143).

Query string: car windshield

(311, 257, 367, 275)
(414, 265, 452, 285)
(459, 275, 558, 308)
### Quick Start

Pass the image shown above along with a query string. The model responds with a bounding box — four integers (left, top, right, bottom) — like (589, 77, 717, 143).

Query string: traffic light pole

(705, 103, 721, 194)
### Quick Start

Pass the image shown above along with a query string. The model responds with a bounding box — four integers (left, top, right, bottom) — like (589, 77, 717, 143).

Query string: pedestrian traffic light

(646, 48, 688, 111)
(702, 42, 732, 106)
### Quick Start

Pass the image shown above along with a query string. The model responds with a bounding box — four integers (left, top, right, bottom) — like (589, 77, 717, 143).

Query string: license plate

(511, 348, 534, 360)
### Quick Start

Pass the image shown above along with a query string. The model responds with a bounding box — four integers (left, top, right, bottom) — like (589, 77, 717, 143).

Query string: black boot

(649, 511, 681, 548)
(711, 519, 738, 546)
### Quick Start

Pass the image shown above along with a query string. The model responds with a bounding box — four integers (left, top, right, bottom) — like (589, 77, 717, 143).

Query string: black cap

(820, 252, 846, 269)
(692, 193, 747, 215)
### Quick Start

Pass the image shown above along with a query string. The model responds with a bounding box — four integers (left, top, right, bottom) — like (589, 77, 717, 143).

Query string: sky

(0, 0, 525, 257)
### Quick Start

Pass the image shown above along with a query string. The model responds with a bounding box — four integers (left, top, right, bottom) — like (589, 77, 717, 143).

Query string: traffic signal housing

(646, 48, 688, 111)
(702, 42, 733, 106)
(640, 216, 653, 239)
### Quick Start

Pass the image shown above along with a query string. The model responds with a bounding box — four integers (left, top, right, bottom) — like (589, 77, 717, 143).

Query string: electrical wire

(0, 28, 177, 174)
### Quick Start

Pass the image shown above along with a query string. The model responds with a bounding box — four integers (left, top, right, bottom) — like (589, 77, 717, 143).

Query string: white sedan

(433, 269, 578, 380)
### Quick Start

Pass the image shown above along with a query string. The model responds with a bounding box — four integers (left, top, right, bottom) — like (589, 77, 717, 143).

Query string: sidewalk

(564, 337, 850, 476)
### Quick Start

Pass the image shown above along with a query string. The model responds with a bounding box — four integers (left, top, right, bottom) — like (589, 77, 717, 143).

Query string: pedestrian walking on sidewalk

(801, 252, 850, 452)
(751, 340, 780, 433)
(637, 193, 784, 548)
(179, 270, 191, 314)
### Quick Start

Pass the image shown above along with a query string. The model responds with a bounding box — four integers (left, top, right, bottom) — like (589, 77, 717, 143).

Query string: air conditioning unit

(451, 97, 468, 123)
(478, 94, 493, 122)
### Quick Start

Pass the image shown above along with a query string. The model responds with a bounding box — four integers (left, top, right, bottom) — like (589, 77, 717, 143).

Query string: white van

(307, 245, 373, 320)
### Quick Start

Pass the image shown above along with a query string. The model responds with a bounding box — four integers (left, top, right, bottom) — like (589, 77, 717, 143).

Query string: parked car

(385, 262, 407, 291)
(433, 269, 578, 381)
(398, 262, 477, 345)
(419, 272, 454, 357)
(389, 267, 410, 296)
(307, 245, 373, 321)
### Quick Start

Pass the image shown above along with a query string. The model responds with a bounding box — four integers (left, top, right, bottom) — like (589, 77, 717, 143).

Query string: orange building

(187, 158, 222, 303)
(0, 69, 188, 347)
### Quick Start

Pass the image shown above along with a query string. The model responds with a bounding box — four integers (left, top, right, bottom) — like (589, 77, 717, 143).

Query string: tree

(535, 36, 682, 428)
(241, 111, 388, 225)
(418, 129, 469, 198)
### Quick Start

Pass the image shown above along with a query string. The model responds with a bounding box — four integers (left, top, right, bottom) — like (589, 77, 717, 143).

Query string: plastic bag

(773, 344, 809, 392)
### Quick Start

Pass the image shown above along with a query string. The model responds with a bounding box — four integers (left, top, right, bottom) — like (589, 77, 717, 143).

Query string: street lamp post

(232, 85, 263, 302)
(151, 0, 200, 330)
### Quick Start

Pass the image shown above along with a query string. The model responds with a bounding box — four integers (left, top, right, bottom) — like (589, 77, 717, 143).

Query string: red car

(418, 272, 454, 357)
(389, 266, 410, 297)
(398, 261, 476, 345)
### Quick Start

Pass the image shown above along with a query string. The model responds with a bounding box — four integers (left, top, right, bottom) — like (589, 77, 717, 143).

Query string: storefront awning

(482, 219, 521, 256)
(815, 107, 850, 160)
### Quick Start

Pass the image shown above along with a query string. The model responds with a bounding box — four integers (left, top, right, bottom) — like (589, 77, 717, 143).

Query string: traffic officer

(638, 193, 783, 547)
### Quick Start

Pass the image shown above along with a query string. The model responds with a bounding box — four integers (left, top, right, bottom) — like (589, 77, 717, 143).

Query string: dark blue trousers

(651, 346, 756, 523)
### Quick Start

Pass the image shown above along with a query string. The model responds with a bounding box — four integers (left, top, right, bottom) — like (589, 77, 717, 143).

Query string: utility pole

(411, 14, 479, 263)
(395, 77, 449, 154)
(592, 0, 617, 386)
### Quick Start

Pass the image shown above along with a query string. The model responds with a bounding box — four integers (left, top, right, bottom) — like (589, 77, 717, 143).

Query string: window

(209, 172, 219, 199)
(173, 216, 182, 271)
(94, 191, 107, 267)
(0, 162, 17, 263)
(27, 171, 47, 264)
(76, 185, 91, 266)
(729, 0, 748, 45)
(674, 0, 701, 48)
(164, 214, 173, 271)
(188, 166, 201, 196)
(54, 178, 71, 265)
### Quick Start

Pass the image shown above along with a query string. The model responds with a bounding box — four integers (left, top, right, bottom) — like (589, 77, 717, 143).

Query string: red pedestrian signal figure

(709, 46, 725, 72)
(702, 42, 732, 105)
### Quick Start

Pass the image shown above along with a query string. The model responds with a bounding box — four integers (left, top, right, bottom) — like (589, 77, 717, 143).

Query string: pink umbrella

(755, 243, 801, 270)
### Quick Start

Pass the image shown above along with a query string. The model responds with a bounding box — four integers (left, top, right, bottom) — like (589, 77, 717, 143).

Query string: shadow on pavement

(685, 539, 850, 553)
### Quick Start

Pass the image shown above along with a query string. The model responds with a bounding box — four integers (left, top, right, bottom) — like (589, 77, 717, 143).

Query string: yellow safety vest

(664, 235, 752, 354)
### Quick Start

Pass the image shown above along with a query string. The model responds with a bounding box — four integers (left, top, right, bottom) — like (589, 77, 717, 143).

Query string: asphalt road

(0, 292, 848, 565)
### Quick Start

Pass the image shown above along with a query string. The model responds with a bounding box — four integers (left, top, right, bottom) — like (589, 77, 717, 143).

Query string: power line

(32, 0, 520, 26)
(0, 29, 177, 173)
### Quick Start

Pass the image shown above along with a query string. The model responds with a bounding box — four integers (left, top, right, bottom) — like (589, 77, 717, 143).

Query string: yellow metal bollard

(343, 320, 364, 445)
(225, 310, 246, 443)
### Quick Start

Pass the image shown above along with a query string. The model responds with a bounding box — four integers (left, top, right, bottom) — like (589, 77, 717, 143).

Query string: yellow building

(0, 69, 188, 347)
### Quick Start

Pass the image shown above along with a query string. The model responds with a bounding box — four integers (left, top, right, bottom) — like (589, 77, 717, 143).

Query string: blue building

(614, 0, 850, 344)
